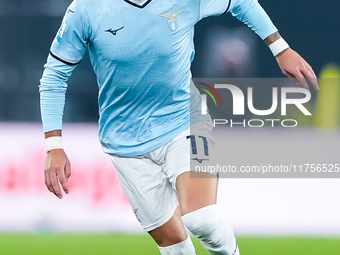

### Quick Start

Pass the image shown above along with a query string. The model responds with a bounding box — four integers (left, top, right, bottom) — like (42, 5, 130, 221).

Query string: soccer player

(40, 0, 318, 254)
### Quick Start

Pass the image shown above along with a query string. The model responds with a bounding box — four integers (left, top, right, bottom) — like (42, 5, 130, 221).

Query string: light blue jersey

(40, 0, 277, 157)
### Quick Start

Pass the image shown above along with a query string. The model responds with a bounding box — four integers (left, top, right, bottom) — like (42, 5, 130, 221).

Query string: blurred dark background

(0, 0, 339, 123)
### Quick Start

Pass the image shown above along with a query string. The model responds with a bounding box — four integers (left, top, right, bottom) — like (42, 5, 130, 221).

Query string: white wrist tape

(45, 136, 63, 152)
(269, 38, 290, 57)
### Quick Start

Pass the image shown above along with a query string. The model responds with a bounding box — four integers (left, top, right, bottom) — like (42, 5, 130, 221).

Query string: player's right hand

(44, 149, 71, 199)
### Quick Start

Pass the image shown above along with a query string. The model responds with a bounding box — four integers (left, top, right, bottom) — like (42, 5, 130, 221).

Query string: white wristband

(45, 136, 63, 152)
(269, 38, 290, 57)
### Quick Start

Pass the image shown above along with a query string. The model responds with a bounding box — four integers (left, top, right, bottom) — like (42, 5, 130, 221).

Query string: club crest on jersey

(159, 10, 182, 31)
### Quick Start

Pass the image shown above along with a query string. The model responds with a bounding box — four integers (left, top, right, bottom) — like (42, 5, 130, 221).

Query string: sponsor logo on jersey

(56, 22, 67, 43)
(67, 8, 75, 14)
(191, 158, 209, 163)
(105, 26, 124, 36)
(159, 10, 182, 31)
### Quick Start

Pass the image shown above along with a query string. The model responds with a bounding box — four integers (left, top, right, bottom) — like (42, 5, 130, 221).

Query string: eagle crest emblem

(159, 10, 182, 31)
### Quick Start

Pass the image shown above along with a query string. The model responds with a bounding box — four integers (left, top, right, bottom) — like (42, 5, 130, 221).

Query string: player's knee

(150, 223, 187, 247)
(149, 207, 188, 247)
(155, 232, 188, 248)
(158, 236, 196, 255)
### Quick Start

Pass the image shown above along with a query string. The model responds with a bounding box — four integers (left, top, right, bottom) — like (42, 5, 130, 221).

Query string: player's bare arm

(44, 130, 71, 199)
(264, 31, 283, 46)
(265, 32, 319, 91)
(45, 130, 62, 139)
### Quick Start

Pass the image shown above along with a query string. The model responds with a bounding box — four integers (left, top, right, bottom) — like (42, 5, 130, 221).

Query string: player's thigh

(177, 172, 218, 216)
(164, 121, 218, 216)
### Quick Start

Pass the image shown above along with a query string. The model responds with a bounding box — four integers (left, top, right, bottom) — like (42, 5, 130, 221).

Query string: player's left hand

(275, 48, 319, 90)
(44, 149, 71, 199)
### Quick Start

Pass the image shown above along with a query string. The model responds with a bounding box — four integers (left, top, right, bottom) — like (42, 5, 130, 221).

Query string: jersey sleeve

(39, 56, 77, 133)
(50, 0, 89, 65)
(227, 0, 278, 40)
(39, 0, 89, 133)
(199, 0, 231, 20)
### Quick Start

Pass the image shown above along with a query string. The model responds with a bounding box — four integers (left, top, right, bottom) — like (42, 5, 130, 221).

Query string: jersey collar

(124, 0, 152, 9)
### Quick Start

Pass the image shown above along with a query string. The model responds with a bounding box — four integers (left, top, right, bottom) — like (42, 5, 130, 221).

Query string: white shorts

(109, 121, 215, 232)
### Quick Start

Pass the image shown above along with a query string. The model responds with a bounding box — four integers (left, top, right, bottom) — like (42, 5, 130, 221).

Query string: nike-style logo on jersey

(159, 10, 182, 31)
(67, 8, 75, 14)
(105, 26, 124, 36)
